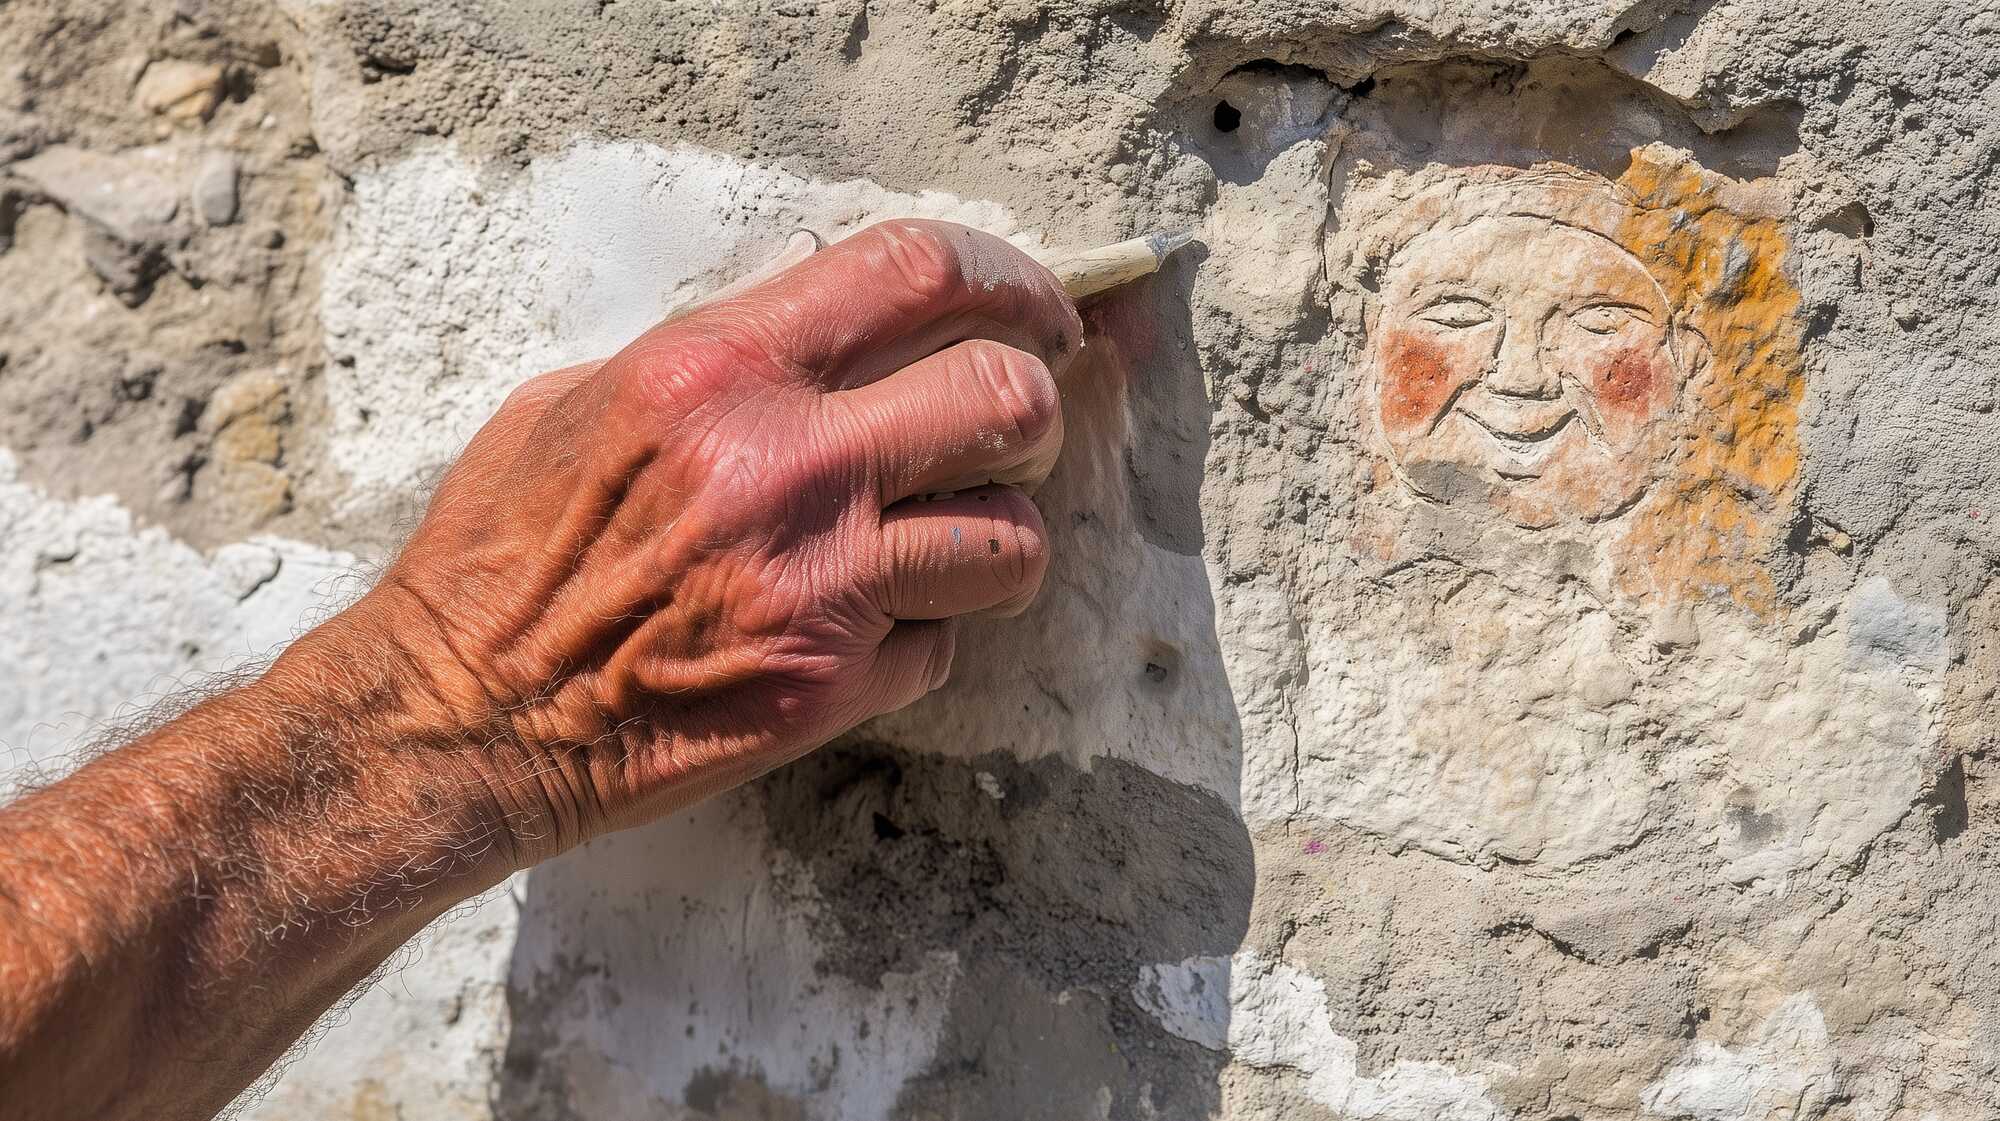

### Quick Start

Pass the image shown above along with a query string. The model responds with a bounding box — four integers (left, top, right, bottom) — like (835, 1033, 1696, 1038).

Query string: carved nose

(1484, 323, 1560, 400)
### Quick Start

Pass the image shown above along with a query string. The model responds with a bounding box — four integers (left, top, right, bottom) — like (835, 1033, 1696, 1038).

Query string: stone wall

(3, 1, 1997, 1117)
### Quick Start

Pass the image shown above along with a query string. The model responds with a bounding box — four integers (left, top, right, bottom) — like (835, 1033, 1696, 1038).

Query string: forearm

(0, 613, 516, 1121)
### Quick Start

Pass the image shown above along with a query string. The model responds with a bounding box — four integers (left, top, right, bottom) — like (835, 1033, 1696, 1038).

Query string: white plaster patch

(1136, 952, 1507, 1120)
(507, 793, 957, 1121)
(319, 137, 1235, 1117)
(1133, 953, 1232, 1051)
(236, 878, 524, 1121)
(321, 139, 1021, 508)
(0, 449, 356, 786)
(1288, 579, 1659, 866)
(1685, 582, 1947, 887)
(1641, 993, 1839, 1119)
(865, 541, 1242, 804)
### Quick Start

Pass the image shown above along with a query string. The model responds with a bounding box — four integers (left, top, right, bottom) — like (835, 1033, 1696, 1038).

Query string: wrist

(262, 582, 601, 874)
(254, 601, 532, 882)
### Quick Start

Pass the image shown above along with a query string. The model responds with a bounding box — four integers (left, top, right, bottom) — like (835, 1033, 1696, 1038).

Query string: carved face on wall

(1370, 214, 1689, 527)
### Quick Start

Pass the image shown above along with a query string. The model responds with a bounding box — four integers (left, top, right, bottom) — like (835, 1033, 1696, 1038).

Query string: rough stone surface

(2, 1, 1998, 1118)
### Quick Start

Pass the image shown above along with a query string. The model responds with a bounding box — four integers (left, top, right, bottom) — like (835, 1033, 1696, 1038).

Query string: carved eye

(1572, 303, 1647, 336)
(1417, 297, 1493, 329)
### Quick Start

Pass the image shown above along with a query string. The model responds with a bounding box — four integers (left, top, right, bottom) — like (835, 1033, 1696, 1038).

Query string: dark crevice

(1922, 755, 1970, 844)
(1487, 919, 1593, 963)
(840, 4, 868, 61)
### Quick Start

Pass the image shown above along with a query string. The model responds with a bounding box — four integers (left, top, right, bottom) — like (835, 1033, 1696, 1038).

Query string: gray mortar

(760, 742, 1253, 1117)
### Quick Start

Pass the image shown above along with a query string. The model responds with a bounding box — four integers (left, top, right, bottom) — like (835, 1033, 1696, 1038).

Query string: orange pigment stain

(1612, 151, 1805, 616)
(1380, 331, 1460, 433)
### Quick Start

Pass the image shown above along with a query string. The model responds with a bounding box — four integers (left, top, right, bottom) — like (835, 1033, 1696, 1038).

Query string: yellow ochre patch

(1613, 150, 1806, 615)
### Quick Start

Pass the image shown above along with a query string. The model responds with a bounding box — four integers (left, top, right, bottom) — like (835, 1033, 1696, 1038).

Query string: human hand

(291, 220, 1082, 868)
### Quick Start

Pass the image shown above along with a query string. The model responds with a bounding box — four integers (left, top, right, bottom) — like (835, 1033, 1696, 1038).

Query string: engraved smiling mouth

(1455, 408, 1578, 470)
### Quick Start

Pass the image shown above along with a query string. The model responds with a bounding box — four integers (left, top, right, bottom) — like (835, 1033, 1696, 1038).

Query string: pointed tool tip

(1146, 228, 1200, 259)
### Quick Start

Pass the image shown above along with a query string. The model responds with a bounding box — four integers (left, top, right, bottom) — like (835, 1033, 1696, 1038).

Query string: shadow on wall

(493, 261, 1256, 1119)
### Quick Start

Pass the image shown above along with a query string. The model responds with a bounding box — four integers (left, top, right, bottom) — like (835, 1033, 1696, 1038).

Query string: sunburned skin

(1371, 214, 1685, 527)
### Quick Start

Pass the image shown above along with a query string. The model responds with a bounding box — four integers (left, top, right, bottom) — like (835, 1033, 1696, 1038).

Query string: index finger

(672, 219, 1084, 390)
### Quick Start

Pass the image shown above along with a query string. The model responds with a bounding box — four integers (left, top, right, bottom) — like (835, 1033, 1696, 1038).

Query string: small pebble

(134, 60, 225, 123)
(192, 152, 239, 227)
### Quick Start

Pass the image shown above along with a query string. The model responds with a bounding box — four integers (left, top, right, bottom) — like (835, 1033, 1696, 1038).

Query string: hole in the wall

(1188, 59, 1336, 185)
(840, 4, 869, 61)
(1923, 755, 1969, 844)
(871, 811, 905, 841)
(1344, 75, 1376, 99)
(1139, 639, 1183, 690)
(223, 64, 256, 106)
(1612, 28, 1637, 45)
(1813, 200, 1874, 239)
(0, 191, 21, 255)
(175, 397, 205, 437)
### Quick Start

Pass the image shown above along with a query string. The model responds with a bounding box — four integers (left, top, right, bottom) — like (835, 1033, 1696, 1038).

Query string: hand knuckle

(611, 333, 724, 409)
(498, 378, 544, 415)
(861, 220, 967, 306)
(962, 339, 1059, 447)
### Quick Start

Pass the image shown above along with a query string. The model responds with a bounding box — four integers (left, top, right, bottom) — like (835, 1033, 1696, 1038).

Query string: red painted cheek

(1595, 345, 1668, 414)
(1380, 331, 1465, 434)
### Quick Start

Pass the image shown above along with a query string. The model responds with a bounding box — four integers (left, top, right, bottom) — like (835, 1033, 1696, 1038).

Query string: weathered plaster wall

(3, 1, 1998, 1118)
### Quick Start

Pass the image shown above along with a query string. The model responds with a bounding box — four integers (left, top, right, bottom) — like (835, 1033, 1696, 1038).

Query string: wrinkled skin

(0, 219, 1081, 1121)
(353, 218, 1084, 861)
